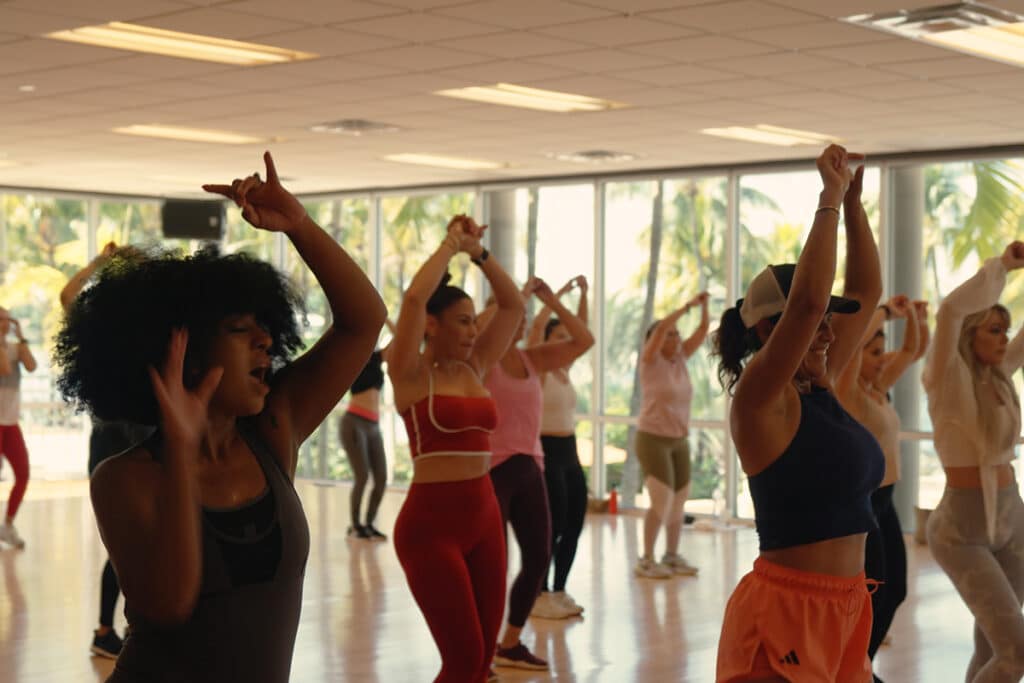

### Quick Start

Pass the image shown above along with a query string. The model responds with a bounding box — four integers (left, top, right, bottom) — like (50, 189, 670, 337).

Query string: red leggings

(394, 475, 506, 683)
(0, 424, 29, 520)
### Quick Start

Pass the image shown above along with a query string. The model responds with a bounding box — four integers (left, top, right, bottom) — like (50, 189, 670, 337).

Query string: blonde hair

(958, 305, 1020, 452)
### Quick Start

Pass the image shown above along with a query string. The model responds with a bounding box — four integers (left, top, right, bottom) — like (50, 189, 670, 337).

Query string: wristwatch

(471, 248, 490, 266)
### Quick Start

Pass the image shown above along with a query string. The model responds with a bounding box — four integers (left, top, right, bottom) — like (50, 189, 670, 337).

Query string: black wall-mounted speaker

(161, 200, 225, 240)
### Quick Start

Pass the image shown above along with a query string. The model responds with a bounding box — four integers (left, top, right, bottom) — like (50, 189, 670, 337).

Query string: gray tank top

(108, 421, 310, 683)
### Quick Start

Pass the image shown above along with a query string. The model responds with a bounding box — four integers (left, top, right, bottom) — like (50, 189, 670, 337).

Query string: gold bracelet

(815, 206, 840, 216)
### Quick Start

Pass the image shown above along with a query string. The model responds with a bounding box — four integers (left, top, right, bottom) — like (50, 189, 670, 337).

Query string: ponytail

(712, 306, 753, 395)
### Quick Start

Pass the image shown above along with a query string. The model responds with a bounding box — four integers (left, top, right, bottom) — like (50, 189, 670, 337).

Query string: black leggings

(865, 484, 908, 663)
(340, 412, 387, 528)
(541, 435, 587, 593)
(490, 455, 552, 628)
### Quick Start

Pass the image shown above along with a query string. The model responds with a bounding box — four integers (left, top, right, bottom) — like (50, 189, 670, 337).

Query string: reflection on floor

(0, 480, 974, 682)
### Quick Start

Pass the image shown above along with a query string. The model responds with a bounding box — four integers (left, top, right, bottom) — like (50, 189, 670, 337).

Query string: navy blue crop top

(748, 386, 885, 551)
(350, 350, 384, 394)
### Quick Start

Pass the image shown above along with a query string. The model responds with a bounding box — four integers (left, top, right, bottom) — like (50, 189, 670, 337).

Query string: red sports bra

(400, 370, 497, 460)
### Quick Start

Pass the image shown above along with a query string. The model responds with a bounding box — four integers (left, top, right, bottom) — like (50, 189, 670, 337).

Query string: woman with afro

(55, 152, 386, 683)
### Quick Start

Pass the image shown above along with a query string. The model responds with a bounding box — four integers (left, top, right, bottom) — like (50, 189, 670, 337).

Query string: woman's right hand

(148, 329, 223, 450)
(816, 144, 859, 199)
(1002, 241, 1024, 271)
(887, 294, 911, 318)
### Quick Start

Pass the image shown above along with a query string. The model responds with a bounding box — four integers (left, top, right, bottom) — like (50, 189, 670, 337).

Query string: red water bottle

(608, 487, 618, 515)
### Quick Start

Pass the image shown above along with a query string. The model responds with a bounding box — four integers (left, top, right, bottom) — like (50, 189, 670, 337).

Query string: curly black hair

(55, 244, 304, 424)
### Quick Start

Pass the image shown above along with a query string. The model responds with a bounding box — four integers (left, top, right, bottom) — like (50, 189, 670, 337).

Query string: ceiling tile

(538, 15, 698, 47)
(629, 34, 777, 61)
(765, 0, 945, 19)
(223, 0, 401, 24)
(137, 7, 305, 39)
(342, 12, 498, 40)
(246, 27, 406, 56)
(687, 77, 804, 98)
(352, 44, 492, 70)
(612, 63, 739, 85)
(775, 66, 906, 88)
(438, 59, 579, 84)
(446, 30, 589, 58)
(531, 48, 670, 73)
(3, 0, 190, 22)
(880, 56, 1020, 80)
(567, 0, 716, 10)
(648, 1, 818, 31)
(0, 39, 124, 76)
(0, 7, 98, 33)
(438, 0, 613, 29)
(809, 39, 958, 66)
(732, 19, 893, 49)
(714, 51, 846, 76)
(861, 79, 965, 100)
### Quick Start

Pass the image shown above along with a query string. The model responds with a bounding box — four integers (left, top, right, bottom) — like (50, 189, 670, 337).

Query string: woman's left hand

(203, 151, 307, 233)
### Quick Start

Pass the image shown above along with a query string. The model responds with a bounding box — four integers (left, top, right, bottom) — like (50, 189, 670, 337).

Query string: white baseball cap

(738, 264, 860, 328)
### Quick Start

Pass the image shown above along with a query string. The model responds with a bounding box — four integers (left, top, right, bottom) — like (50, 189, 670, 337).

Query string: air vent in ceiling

(310, 119, 401, 136)
(548, 150, 637, 164)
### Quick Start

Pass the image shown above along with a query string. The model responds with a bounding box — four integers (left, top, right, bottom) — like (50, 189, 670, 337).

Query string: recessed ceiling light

(18, 85, 35, 93)
(383, 153, 507, 171)
(844, 2, 1024, 68)
(435, 83, 627, 113)
(113, 124, 267, 145)
(547, 150, 637, 163)
(45, 22, 317, 66)
(310, 119, 402, 136)
(701, 124, 838, 146)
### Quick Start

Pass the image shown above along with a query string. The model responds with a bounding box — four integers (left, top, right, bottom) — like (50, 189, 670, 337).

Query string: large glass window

(0, 195, 89, 478)
(601, 177, 727, 508)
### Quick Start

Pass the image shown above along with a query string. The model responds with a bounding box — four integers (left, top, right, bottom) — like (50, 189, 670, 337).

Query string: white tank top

(541, 371, 576, 435)
(857, 391, 901, 487)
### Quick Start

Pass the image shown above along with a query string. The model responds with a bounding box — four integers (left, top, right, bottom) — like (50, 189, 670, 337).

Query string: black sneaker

(91, 629, 123, 659)
(364, 525, 387, 541)
(347, 525, 371, 539)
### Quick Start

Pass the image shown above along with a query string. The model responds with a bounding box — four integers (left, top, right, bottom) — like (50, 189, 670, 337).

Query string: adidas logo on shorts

(779, 650, 801, 665)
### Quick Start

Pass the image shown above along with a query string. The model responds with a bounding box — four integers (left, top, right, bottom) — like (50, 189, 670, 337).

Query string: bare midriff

(412, 455, 492, 483)
(944, 463, 1015, 489)
(759, 533, 867, 577)
(348, 388, 380, 415)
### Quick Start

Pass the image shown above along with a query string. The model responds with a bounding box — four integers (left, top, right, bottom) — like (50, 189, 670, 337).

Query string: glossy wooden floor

(0, 480, 978, 682)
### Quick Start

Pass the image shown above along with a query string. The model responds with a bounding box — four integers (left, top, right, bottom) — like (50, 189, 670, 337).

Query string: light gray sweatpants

(927, 485, 1024, 683)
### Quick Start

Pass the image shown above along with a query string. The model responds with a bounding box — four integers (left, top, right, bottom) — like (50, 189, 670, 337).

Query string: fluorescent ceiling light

(435, 83, 627, 113)
(0, 160, 17, 168)
(701, 124, 838, 146)
(114, 124, 266, 145)
(844, 3, 1024, 68)
(384, 153, 507, 170)
(45, 22, 317, 65)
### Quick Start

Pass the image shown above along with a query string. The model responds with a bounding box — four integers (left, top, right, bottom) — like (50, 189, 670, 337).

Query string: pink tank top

(485, 349, 544, 469)
(637, 350, 692, 439)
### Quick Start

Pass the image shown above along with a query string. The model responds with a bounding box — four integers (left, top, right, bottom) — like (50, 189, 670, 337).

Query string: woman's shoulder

(90, 444, 162, 503)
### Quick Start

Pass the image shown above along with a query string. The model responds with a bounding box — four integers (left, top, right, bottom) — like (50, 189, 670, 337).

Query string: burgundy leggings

(394, 475, 506, 683)
(0, 424, 28, 520)
(490, 454, 552, 628)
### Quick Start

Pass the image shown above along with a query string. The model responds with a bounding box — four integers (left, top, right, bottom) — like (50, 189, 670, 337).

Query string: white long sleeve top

(923, 257, 1024, 542)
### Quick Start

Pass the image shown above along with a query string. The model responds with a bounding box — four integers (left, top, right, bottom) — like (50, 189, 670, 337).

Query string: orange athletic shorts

(716, 557, 874, 683)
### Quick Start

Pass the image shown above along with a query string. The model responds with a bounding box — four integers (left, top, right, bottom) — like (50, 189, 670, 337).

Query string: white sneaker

(551, 591, 584, 615)
(0, 522, 25, 549)
(662, 553, 699, 576)
(529, 592, 577, 620)
(635, 557, 672, 579)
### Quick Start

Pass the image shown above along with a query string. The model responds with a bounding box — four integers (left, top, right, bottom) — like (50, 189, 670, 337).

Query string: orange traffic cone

(608, 488, 618, 515)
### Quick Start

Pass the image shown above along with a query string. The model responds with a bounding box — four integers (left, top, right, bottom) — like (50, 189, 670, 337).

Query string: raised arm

(61, 242, 117, 312)
(875, 296, 919, 392)
(204, 152, 386, 465)
(524, 279, 594, 372)
(467, 219, 525, 377)
(527, 277, 571, 347)
(91, 329, 223, 624)
(735, 145, 854, 412)
(912, 301, 930, 362)
(682, 291, 710, 358)
(925, 244, 1023, 390)
(641, 303, 690, 365)
(835, 305, 887, 401)
(825, 164, 883, 384)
